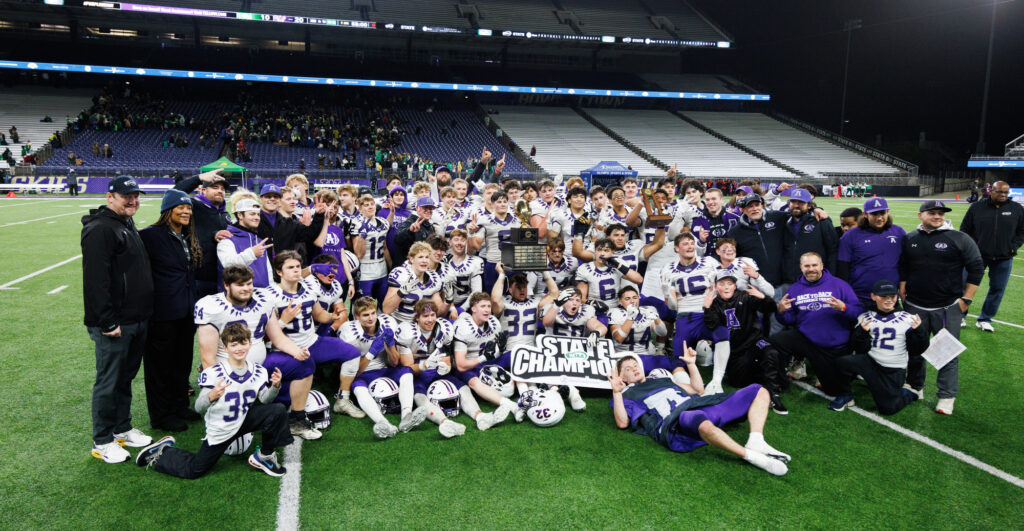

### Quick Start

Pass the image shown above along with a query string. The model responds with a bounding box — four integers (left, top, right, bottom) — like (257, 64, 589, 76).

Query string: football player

(527, 238, 579, 298)
(340, 297, 428, 439)
(608, 286, 688, 387)
(467, 191, 519, 292)
(453, 293, 521, 426)
(541, 287, 606, 343)
(713, 238, 775, 296)
(575, 237, 643, 323)
(351, 195, 392, 304)
(193, 265, 321, 440)
(444, 229, 484, 318)
(609, 354, 791, 476)
(396, 300, 470, 438)
(529, 179, 564, 241)
(384, 242, 446, 324)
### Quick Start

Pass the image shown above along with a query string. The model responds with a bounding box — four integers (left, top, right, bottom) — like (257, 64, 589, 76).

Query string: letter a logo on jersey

(724, 308, 740, 329)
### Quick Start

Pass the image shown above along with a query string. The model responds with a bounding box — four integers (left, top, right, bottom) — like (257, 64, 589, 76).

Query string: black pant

(835, 354, 914, 415)
(88, 322, 148, 444)
(770, 329, 850, 397)
(154, 403, 293, 479)
(144, 317, 196, 427)
(726, 340, 786, 394)
(68, 183, 79, 196)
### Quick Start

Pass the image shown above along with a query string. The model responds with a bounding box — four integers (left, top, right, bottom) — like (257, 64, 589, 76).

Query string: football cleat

(438, 419, 466, 438)
(960, 318, 967, 328)
(289, 417, 323, 440)
(475, 412, 497, 431)
(828, 394, 854, 412)
(372, 421, 399, 439)
(136, 436, 176, 467)
(398, 405, 430, 433)
(567, 386, 587, 412)
(902, 383, 923, 401)
(491, 402, 513, 424)
(114, 428, 152, 448)
(744, 449, 788, 476)
(702, 380, 724, 396)
(745, 439, 791, 464)
(332, 397, 367, 418)
(935, 397, 955, 415)
(91, 441, 130, 464)
(248, 447, 287, 477)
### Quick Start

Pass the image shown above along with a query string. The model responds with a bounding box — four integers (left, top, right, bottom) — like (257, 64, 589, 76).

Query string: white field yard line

(275, 439, 303, 531)
(0, 255, 82, 290)
(792, 381, 1024, 489)
(47, 285, 68, 295)
(0, 210, 90, 228)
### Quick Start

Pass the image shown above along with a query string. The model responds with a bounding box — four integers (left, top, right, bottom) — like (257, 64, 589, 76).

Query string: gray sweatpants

(88, 322, 148, 444)
(904, 301, 961, 399)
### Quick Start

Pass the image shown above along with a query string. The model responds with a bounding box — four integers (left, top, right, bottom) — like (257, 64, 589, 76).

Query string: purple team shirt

(837, 225, 905, 300)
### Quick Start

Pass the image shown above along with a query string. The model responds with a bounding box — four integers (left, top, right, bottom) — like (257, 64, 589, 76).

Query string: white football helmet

(427, 379, 461, 418)
(224, 433, 253, 456)
(696, 340, 713, 367)
(478, 365, 514, 398)
(647, 368, 673, 380)
(369, 377, 402, 415)
(305, 390, 332, 431)
(518, 389, 565, 427)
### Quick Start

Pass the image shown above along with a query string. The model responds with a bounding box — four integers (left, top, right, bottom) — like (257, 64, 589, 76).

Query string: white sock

(414, 393, 445, 425)
(515, 381, 529, 395)
(340, 358, 360, 377)
(354, 386, 388, 424)
(747, 432, 765, 447)
(459, 386, 481, 418)
(500, 397, 518, 410)
(340, 390, 350, 400)
(399, 372, 414, 416)
(711, 341, 731, 385)
(671, 370, 691, 386)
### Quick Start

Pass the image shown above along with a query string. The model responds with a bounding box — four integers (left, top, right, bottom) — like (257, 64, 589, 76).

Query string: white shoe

(745, 439, 791, 464)
(91, 441, 131, 463)
(492, 403, 513, 424)
(333, 397, 367, 418)
(398, 405, 429, 432)
(960, 318, 967, 328)
(568, 387, 587, 411)
(744, 449, 788, 476)
(703, 380, 723, 396)
(475, 412, 497, 431)
(372, 421, 399, 439)
(289, 417, 323, 441)
(788, 360, 807, 380)
(439, 419, 466, 438)
(976, 321, 994, 332)
(936, 397, 955, 415)
(902, 383, 924, 401)
(114, 428, 152, 448)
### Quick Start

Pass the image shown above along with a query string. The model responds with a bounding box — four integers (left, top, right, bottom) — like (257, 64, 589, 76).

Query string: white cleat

(372, 421, 399, 439)
(475, 412, 497, 431)
(439, 419, 466, 438)
(703, 380, 724, 396)
(568, 387, 587, 411)
(91, 441, 131, 463)
(398, 405, 430, 432)
(695, 340, 713, 367)
(935, 397, 955, 415)
(744, 449, 789, 476)
(788, 359, 807, 380)
(976, 321, 994, 332)
(333, 397, 366, 418)
(745, 440, 791, 464)
(114, 428, 152, 448)
(492, 403, 513, 424)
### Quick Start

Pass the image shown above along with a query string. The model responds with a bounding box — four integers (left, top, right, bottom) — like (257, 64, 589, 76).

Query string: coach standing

(174, 169, 233, 297)
(959, 181, 1024, 332)
(81, 176, 154, 463)
(900, 200, 984, 415)
(726, 194, 792, 333)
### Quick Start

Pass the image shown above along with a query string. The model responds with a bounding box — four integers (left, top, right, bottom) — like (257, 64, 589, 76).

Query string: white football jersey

(551, 303, 596, 337)
(301, 276, 343, 313)
(501, 295, 541, 351)
(608, 306, 661, 354)
(660, 256, 719, 314)
(338, 315, 399, 371)
(355, 216, 390, 280)
(266, 283, 320, 349)
(859, 311, 917, 368)
(528, 256, 579, 297)
(395, 319, 455, 360)
(446, 255, 484, 308)
(529, 197, 565, 218)
(639, 211, 689, 299)
(452, 312, 502, 361)
(549, 207, 588, 250)
(194, 288, 274, 364)
(431, 206, 467, 235)
(197, 361, 275, 445)
(597, 208, 631, 236)
(387, 266, 443, 324)
(576, 262, 624, 310)
(715, 258, 775, 297)
(473, 210, 518, 263)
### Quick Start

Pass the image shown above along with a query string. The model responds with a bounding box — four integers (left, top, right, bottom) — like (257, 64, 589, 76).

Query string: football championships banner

(510, 335, 638, 390)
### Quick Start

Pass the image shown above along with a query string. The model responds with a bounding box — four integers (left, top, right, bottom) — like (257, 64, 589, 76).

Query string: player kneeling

(397, 299, 468, 438)
(453, 293, 522, 428)
(608, 349, 791, 476)
(136, 323, 291, 478)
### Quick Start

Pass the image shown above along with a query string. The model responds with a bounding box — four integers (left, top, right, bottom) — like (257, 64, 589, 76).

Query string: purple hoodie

(222, 224, 272, 288)
(378, 185, 411, 261)
(777, 269, 861, 349)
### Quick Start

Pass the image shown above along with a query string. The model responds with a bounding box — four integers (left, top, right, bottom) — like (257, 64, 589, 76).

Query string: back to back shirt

(194, 288, 274, 364)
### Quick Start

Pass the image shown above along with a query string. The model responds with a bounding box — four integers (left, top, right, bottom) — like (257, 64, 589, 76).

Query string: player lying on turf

(136, 322, 291, 478)
(608, 350, 792, 476)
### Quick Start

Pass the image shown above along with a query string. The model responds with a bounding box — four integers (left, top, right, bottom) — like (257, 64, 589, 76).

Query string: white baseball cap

(234, 198, 261, 213)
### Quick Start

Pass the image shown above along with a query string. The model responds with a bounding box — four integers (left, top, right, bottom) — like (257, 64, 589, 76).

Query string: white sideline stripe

(0, 255, 82, 289)
(0, 210, 88, 227)
(965, 313, 1024, 330)
(275, 439, 303, 531)
(1012, 274, 1024, 279)
(47, 285, 67, 295)
(792, 381, 1024, 489)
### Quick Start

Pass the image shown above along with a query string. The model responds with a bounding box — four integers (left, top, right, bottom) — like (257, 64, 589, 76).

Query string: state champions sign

(510, 335, 639, 390)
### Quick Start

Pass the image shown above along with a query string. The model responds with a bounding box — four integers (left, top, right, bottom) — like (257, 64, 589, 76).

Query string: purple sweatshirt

(777, 270, 861, 349)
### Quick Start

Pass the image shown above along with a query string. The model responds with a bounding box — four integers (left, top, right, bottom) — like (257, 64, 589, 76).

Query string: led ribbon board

(0, 60, 771, 101)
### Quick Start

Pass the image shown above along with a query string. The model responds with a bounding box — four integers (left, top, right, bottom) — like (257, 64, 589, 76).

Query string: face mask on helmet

(369, 377, 402, 415)
(305, 390, 332, 431)
(479, 365, 514, 398)
(518, 389, 565, 428)
(427, 379, 461, 418)
(647, 368, 673, 380)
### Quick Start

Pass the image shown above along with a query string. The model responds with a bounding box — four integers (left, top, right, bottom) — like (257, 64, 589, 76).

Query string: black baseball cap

(871, 279, 899, 296)
(919, 200, 952, 213)
(357, 186, 373, 197)
(737, 193, 763, 207)
(108, 176, 144, 194)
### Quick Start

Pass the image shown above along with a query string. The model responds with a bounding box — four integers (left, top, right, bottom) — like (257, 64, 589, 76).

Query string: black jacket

(704, 290, 777, 352)
(900, 223, 984, 308)
(786, 213, 838, 279)
(174, 175, 233, 282)
(81, 207, 154, 330)
(725, 210, 793, 285)
(959, 197, 1024, 261)
(139, 224, 197, 322)
(256, 210, 325, 266)
(394, 213, 437, 265)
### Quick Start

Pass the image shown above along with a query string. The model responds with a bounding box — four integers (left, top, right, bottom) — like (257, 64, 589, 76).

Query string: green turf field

(1, 194, 1022, 530)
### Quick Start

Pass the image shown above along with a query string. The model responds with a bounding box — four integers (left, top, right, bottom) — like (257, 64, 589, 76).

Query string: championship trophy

(502, 199, 547, 270)
(641, 187, 673, 227)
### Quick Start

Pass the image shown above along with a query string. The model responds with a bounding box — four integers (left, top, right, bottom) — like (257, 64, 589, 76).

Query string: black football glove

(479, 340, 497, 362)
(589, 300, 609, 314)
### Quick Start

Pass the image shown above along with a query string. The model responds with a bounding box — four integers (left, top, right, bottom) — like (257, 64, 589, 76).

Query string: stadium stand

(561, 0, 667, 38)
(0, 87, 94, 162)
(371, 0, 471, 28)
(640, 73, 756, 94)
(487, 105, 662, 176)
(474, 0, 568, 33)
(584, 108, 794, 178)
(683, 111, 903, 176)
(392, 107, 527, 173)
(643, 0, 730, 41)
